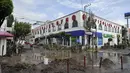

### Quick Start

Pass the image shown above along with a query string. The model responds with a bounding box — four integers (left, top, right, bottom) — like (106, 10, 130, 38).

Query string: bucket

(44, 57, 48, 65)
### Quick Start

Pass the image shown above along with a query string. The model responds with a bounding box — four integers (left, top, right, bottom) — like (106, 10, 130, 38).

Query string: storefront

(103, 34, 115, 45)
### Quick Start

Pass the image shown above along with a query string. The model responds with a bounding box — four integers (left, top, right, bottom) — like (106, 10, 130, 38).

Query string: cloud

(57, 0, 82, 9)
(13, 0, 48, 23)
(55, 12, 65, 18)
(19, 0, 34, 5)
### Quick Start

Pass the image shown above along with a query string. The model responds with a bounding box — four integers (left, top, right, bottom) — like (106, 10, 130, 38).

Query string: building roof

(0, 31, 14, 37)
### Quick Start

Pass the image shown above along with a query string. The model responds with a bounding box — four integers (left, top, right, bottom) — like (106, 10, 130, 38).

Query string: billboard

(125, 12, 130, 19)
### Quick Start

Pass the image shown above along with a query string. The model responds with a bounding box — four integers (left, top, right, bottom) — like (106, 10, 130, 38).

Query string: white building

(31, 10, 122, 48)
(0, 19, 13, 56)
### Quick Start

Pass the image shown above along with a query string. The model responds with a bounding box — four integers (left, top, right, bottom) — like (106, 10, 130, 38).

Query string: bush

(116, 44, 126, 49)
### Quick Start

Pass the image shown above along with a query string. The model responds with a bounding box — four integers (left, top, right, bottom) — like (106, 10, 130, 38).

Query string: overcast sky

(13, 0, 130, 25)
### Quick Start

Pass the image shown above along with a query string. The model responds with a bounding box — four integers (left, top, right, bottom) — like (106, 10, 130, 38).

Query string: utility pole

(84, 3, 96, 69)
(126, 18, 129, 40)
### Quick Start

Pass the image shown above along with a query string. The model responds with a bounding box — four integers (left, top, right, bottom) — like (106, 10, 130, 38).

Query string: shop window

(98, 24, 102, 30)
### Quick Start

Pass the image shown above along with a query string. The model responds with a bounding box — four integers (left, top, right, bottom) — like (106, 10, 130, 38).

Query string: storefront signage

(103, 34, 114, 38)
(98, 38, 103, 45)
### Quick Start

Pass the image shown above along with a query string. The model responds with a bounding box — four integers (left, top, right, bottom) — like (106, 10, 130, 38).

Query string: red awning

(0, 31, 14, 37)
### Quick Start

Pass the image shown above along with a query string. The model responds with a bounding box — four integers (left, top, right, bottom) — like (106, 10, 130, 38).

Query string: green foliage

(83, 12, 96, 47)
(14, 21, 31, 39)
(108, 38, 112, 42)
(7, 14, 14, 27)
(0, 0, 13, 27)
(122, 26, 127, 37)
(84, 13, 96, 32)
(121, 26, 128, 48)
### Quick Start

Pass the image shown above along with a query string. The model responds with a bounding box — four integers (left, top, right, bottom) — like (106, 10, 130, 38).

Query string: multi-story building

(31, 10, 122, 47)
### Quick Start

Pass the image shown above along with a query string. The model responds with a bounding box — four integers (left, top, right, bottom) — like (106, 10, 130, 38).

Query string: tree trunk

(0, 18, 5, 27)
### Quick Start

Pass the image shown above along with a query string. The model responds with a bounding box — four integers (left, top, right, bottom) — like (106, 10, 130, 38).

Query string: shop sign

(98, 38, 103, 45)
(103, 34, 114, 38)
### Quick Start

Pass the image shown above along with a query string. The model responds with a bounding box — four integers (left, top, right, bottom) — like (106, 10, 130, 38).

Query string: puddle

(85, 51, 130, 69)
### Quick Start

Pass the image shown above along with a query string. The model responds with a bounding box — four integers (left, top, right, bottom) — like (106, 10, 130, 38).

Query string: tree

(7, 14, 14, 27)
(122, 26, 127, 37)
(13, 21, 31, 54)
(83, 12, 96, 47)
(121, 26, 129, 48)
(14, 21, 31, 40)
(0, 0, 13, 27)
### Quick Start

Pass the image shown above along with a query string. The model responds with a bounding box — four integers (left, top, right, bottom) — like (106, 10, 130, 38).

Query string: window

(104, 25, 107, 31)
(64, 18, 69, 29)
(52, 23, 56, 31)
(115, 28, 117, 33)
(48, 28, 51, 32)
(112, 27, 114, 32)
(72, 20, 78, 27)
(72, 15, 78, 27)
(40, 30, 42, 34)
(117, 28, 119, 33)
(98, 24, 102, 30)
(64, 22, 69, 29)
(43, 29, 45, 33)
(53, 27, 56, 31)
(48, 25, 51, 32)
(108, 26, 111, 32)
(58, 25, 61, 30)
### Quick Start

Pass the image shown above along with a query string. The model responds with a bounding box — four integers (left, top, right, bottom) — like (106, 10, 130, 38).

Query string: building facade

(0, 19, 13, 56)
(31, 10, 122, 47)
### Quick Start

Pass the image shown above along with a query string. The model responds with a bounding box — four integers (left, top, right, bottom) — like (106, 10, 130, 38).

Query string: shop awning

(0, 31, 14, 37)
(93, 32, 102, 38)
(66, 30, 85, 36)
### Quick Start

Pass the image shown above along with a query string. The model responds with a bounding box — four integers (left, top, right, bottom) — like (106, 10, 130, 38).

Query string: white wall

(0, 38, 7, 56)
(1, 19, 13, 32)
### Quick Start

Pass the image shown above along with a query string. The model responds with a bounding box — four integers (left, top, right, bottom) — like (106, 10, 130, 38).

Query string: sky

(12, 0, 130, 26)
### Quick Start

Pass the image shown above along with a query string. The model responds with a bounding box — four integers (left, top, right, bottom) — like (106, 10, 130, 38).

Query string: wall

(0, 38, 7, 56)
